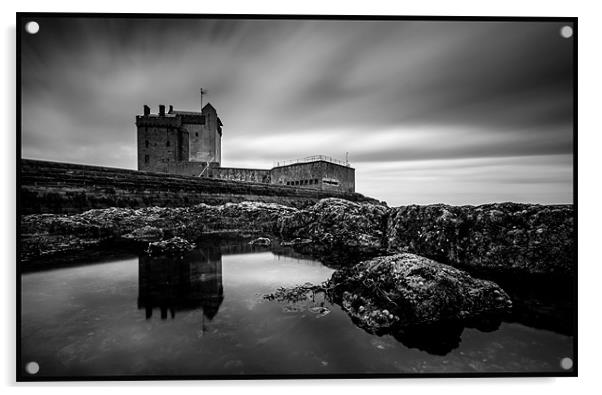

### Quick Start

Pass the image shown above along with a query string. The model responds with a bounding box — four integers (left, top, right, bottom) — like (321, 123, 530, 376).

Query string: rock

(281, 238, 312, 246)
(20, 202, 297, 264)
(278, 197, 388, 252)
(308, 306, 331, 318)
(122, 226, 164, 243)
(248, 237, 272, 246)
(21, 198, 575, 278)
(387, 203, 574, 275)
(146, 237, 196, 256)
(264, 283, 330, 316)
(329, 253, 512, 333)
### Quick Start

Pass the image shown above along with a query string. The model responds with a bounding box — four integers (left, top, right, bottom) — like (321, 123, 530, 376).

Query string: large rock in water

(387, 203, 574, 275)
(278, 198, 388, 251)
(329, 253, 512, 333)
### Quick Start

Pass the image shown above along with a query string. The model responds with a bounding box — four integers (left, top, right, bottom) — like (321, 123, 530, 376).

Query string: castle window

(144, 155, 149, 164)
(196, 132, 199, 137)
(166, 140, 170, 147)
(145, 140, 149, 148)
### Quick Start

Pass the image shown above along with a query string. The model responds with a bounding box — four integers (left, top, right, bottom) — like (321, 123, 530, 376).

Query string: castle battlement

(135, 115, 182, 128)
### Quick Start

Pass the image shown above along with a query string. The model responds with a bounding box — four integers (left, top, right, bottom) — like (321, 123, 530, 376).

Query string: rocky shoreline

(21, 198, 574, 276)
(19, 197, 574, 338)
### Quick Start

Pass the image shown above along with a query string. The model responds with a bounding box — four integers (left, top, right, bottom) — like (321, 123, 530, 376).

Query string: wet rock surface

(278, 198, 389, 256)
(122, 225, 164, 243)
(21, 198, 574, 278)
(387, 203, 574, 276)
(20, 202, 296, 263)
(264, 283, 331, 317)
(264, 252, 513, 354)
(329, 253, 512, 332)
(280, 238, 312, 246)
(248, 237, 272, 246)
(146, 237, 196, 256)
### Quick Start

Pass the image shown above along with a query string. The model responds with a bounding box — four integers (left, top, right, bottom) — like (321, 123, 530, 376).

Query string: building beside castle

(136, 103, 355, 193)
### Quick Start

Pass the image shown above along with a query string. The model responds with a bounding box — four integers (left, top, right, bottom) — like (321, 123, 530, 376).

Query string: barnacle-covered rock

(330, 253, 512, 333)
(146, 237, 196, 256)
(387, 203, 574, 275)
(248, 237, 272, 246)
(278, 198, 388, 252)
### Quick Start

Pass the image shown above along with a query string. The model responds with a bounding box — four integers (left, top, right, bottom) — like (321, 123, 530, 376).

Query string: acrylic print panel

(17, 14, 577, 380)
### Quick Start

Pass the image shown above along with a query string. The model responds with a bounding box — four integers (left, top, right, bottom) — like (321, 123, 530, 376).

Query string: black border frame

(15, 12, 578, 382)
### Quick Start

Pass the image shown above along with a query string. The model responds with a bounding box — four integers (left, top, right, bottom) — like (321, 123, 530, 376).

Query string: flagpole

(200, 88, 207, 112)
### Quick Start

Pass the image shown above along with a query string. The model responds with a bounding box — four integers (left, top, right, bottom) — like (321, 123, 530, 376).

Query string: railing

(197, 155, 214, 177)
(273, 155, 350, 168)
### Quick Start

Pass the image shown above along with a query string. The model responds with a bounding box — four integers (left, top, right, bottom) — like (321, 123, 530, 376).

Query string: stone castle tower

(136, 101, 355, 192)
(136, 103, 223, 174)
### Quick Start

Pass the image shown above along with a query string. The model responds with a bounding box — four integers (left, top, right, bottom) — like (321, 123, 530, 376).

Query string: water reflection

(138, 249, 224, 324)
(137, 241, 572, 355)
(20, 241, 574, 377)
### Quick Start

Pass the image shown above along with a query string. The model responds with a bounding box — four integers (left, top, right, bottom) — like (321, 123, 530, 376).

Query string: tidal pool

(20, 243, 574, 377)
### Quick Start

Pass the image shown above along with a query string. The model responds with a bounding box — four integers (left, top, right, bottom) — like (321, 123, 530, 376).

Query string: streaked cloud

(20, 18, 573, 205)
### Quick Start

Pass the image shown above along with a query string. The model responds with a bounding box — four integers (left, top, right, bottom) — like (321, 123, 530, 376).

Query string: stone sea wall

(20, 159, 377, 214)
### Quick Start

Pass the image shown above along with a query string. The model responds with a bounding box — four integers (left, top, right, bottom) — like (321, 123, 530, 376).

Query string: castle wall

(270, 161, 355, 193)
(186, 107, 221, 165)
(136, 116, 187, 173)
(20, 159, 374, 214)
(209, 167, 271, 183)
(164, 161, 208, 177)
(187, 122, 218, 163)
(206, 108, 222, 164)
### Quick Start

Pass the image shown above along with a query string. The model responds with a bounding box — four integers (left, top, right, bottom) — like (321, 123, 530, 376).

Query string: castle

(136, 103, 355, 193)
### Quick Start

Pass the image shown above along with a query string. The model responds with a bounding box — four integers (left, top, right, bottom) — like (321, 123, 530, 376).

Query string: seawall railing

(273, 155, 351, 168)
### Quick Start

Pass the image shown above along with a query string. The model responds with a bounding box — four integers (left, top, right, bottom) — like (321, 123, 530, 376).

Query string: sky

(20, 17, 574, 206)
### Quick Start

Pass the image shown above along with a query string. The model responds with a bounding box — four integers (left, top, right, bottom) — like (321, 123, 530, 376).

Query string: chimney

(143, 105, 150, 116)
(159, 104, 165, 116)
(168, 105, 173, 114)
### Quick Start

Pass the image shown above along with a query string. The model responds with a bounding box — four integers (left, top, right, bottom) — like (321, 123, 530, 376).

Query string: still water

(21, 244, 573, 377)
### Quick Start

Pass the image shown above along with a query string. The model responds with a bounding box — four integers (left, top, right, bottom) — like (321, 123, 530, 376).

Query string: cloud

(356, 154, 573, 205)
(20, 18, 573, 205)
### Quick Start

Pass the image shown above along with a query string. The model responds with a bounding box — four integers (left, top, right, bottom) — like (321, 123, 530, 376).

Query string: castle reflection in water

(137, 247, 224, 322)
